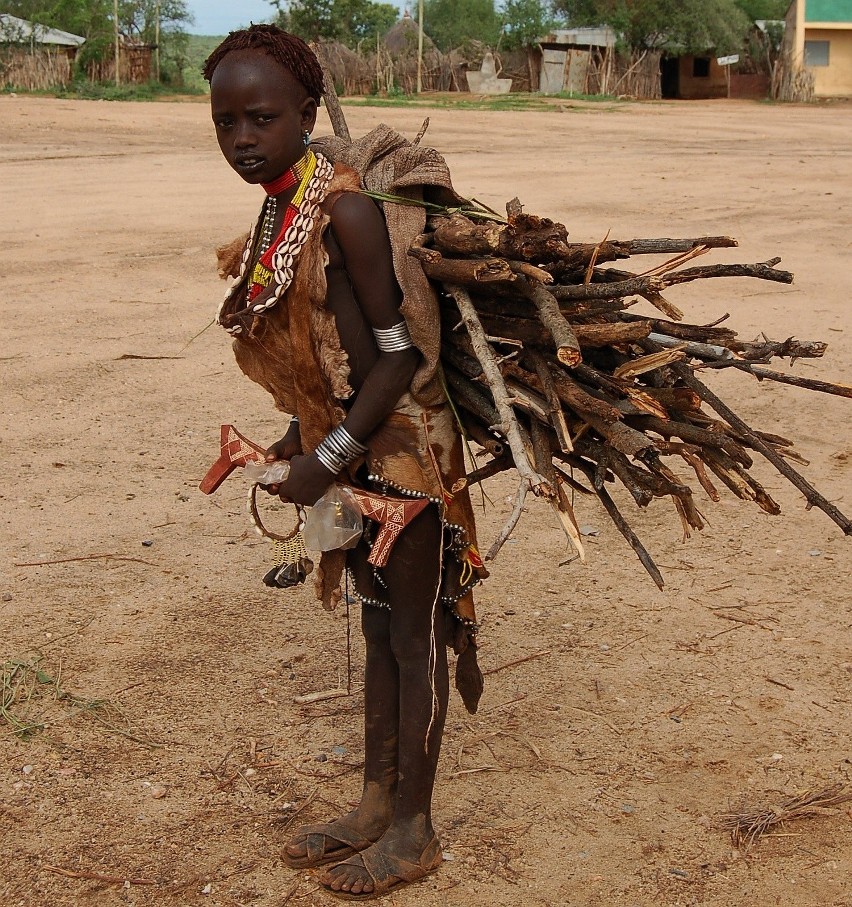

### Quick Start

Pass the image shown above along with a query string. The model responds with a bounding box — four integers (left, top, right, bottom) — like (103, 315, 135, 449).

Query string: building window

(692, 57, 711, 77)
(804, 40, 830, 67)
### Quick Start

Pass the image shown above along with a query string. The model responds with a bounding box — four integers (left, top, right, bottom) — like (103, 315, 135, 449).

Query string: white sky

(186, 0, 274, 35)
(187, 0, 408, 36)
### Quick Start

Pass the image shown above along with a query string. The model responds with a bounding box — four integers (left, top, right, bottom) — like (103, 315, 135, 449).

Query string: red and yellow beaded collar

(260, 150, 313, 197)
(216, 149, 335, 336)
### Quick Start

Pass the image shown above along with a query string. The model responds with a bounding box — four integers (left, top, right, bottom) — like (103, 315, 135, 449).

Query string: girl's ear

(301, 97, 318, 135)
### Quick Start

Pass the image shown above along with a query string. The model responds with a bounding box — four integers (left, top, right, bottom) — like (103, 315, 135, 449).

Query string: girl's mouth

(235, 155, 265, 173)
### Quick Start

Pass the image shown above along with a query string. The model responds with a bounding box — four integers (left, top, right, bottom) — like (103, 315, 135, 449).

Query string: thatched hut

(0, 13, 84, 89)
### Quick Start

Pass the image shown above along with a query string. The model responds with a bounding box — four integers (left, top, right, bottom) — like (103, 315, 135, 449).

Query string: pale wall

(806, 26, 852, 95)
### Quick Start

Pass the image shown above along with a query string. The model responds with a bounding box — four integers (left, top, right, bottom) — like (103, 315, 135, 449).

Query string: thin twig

(14, 554, 158, 568)
(43, 865, 156, 886)
(483, 649, 551, 677)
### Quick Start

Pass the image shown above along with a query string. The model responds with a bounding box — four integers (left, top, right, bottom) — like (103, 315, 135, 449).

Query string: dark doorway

(661, 56, 679, 98)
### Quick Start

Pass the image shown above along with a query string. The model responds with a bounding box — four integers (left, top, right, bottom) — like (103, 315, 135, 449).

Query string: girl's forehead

(212, 50, 300, 95)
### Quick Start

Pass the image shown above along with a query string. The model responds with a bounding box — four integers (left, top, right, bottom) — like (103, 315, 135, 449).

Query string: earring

(303, 131, 311, 147)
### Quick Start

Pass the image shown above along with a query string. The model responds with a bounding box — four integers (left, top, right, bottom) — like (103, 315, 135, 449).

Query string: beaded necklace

(217, 149, 335, 336)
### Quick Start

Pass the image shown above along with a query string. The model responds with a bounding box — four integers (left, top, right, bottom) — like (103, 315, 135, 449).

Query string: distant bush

(58, 79, 205, 101)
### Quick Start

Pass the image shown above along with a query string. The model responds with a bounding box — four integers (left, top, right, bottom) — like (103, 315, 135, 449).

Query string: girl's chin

(232, 161, 267, 181)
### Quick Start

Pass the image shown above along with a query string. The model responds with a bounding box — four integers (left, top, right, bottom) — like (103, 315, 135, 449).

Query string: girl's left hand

(276, 453, 335, 506)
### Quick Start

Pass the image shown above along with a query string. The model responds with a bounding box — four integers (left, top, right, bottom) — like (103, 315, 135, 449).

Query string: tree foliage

(271, 0, 398, 47)
(0, 0, 193, 81)
(733, 0, 789, 21)
(422, 0, 502, 52)
(553, 0, 752, 54)
(500, 0, 556, 50)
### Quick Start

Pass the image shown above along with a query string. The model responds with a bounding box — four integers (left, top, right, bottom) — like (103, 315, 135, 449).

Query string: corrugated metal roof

(0, 13, 86, 47)
(539, 26, 616, 48)
(806, 0, 852, 22)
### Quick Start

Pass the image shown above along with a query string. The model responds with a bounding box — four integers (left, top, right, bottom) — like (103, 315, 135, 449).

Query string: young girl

(204, 25, 485, 899)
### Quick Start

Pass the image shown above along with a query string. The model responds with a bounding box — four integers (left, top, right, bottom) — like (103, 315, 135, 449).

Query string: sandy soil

(1, 94, 850, 907)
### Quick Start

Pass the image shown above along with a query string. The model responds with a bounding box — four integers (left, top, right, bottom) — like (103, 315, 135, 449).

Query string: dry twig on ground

(719, 783, 852, 848)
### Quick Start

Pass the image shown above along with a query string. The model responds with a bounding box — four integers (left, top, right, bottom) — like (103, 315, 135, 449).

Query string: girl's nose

(234, 122, 256, 148)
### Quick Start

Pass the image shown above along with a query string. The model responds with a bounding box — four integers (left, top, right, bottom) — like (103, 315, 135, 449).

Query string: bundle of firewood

(411, 203, 852, 586)
(311, 81, 849, 586)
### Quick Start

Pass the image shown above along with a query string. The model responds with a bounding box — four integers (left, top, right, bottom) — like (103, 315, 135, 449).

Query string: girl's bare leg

(320, 508, 448, 895)
(284, 542, 399, 862)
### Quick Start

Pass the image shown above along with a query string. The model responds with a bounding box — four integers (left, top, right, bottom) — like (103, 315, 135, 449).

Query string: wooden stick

(421, 256, 516, 286)
(529, 417, 585, 560)
(479, 311, 652, 348)
(448, 285, 551, 495)
(595, 486, 665, 588)
(666, 258, 793, 286)
(550, 259, 793, 302)
(521, 280, 582, 367)
(695, 361, 852, 398)
(293, 689, 349, 705)
(463, 418, 506, 458)
(486, 480, 529, 561)
(43, 865, 156, 886)
(527, 350, 573, 451)
(626, 236, 738, 254)
(463, 455, 514, 487)
(627, 413, 752, 466)
(314, 47, 351, 142)
(15, 554, 157, 568)
(558, 458, 665, 588)
(670, 362, 852, 534)
(482, 649, 552, 676)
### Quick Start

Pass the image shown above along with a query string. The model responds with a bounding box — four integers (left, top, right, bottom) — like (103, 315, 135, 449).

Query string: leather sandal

(282, 819, 378, 870)
(320, 835, 443, 900)
(200, 424, 266, 494)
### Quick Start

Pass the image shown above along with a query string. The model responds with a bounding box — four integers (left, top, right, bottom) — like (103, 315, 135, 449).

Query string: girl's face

(210, 50, 318, 186)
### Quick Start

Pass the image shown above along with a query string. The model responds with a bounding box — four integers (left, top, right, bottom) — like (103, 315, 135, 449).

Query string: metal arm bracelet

(373, 320, 414, 353)
(314, 424, 368, 475)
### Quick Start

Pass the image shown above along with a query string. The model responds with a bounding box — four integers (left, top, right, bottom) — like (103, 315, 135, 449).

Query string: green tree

(554, 0, 751, 55)
(118, 0, 194, 84)
(1, 0, 193, 81)
(500, 0, 555, 50)
(734, 0, 788, 21)
(337, 0, 398, 44)
(422, 0, 502, 52)
(0, 0, 112, 38)
(271, 0, 397, 47)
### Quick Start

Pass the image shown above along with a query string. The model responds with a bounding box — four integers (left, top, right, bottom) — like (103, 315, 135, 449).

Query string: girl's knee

(389, 624, 437, 663)
(361, 604, 391, 646)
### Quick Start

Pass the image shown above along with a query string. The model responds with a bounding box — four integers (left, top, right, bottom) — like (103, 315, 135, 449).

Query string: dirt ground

(1, 93, 850, 907)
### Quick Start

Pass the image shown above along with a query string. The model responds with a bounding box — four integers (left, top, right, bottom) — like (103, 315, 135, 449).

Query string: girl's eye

(256, 115, 274, 125)
(215, 119, 233, 130)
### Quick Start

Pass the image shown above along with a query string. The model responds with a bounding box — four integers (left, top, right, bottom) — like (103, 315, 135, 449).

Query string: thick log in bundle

(411, 205, 852, 586)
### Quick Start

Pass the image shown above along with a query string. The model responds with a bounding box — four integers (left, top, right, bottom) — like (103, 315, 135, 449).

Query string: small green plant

(1, 653, 157, 746)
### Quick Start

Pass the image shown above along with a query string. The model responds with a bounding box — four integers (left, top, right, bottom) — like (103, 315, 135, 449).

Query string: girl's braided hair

(203, 24, 324, 102)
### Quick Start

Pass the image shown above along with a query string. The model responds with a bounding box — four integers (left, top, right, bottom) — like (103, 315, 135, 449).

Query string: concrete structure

(466, 51, 512, 94)
(785, 0, 852, 96)
(536, 26, 615, 94)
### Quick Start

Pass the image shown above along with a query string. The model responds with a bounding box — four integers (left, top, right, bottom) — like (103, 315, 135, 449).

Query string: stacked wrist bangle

(373, 321, 413, 353)
(314, 424, 368, 475)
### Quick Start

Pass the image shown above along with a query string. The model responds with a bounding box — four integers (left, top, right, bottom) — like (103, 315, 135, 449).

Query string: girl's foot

(318, 821, 441, 897)
(283, 798, 392, 869)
